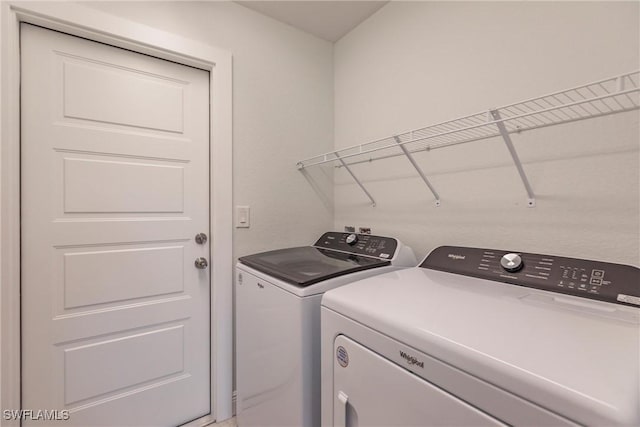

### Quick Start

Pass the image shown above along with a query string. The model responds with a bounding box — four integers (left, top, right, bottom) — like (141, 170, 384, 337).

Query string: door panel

(63, 326, 185, 405)
(21, 24, 211, 426)
(62, 158, 186, 213)
(62, 245, 185, 308)
(61, 60, 186, 132)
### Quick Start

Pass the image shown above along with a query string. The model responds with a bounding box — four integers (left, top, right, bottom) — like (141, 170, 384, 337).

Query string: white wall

(83, 0, 335, 260)
(333, 1, 640, 265)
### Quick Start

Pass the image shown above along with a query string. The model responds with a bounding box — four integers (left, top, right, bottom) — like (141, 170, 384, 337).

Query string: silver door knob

(195, 257, 208, 269)
(195, 233, 208, 244)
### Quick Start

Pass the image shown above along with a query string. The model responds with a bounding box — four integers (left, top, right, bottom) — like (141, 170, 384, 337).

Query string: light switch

(236, 206, 250, 228)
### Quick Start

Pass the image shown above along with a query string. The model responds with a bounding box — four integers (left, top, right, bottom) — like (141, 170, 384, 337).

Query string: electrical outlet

(344, 226, 355, 233)
(359, 227, 371, 234)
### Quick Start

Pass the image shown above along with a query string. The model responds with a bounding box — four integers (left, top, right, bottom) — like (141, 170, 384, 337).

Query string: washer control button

(500, 253, 524, 273)
(346, 233, 358, 246)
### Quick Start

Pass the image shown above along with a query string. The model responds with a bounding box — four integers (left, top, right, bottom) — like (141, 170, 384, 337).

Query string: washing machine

(235, 232, 416, 427)
(321, 246, 640, 426)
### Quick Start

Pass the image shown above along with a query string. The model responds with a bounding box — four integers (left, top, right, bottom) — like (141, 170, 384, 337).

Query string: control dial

(501, 253, 523, 272)
(346, 233, 358, 246)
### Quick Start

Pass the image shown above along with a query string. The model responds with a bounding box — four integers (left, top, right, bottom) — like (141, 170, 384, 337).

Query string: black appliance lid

(239, 246, 390, 287)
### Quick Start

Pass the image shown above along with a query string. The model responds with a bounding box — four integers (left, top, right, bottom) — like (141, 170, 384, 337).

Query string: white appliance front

(322, 303, 577, 427)
(235, 232, 417, 427)
(235, 266, 322, 426)
(236, 262, 414, 427)
(331, 335, 504, 427)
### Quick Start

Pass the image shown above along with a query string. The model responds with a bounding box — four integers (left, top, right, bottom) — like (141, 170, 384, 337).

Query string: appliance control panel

(313, 232, 398, 259)
(422, 246, 640, 307)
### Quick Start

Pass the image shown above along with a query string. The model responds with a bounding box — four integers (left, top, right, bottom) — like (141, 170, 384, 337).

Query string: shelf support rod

(490, 109, 536, 207)
(393, 136, 441, 207)
(335, 153, 377, 207)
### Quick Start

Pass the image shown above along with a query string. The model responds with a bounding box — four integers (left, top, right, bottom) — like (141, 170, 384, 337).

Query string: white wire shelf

(297, 71, 640, 207)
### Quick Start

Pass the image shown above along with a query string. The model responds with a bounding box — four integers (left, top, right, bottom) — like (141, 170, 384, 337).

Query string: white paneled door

(21, 24, 211, 426)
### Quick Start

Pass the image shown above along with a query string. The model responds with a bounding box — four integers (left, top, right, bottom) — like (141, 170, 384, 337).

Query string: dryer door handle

(335, 391, 349, 427)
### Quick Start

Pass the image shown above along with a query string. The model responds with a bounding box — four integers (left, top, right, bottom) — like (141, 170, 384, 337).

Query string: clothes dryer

(321, 246, 639, 426)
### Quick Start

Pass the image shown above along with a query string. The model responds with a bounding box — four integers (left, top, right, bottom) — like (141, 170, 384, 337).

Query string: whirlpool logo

(399, 351, 424, 368)
(447, 254, 465, 260)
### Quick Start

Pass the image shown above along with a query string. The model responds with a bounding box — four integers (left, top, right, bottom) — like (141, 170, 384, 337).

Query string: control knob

(500, 253, 523, 272)
(346, 233, 358, 246)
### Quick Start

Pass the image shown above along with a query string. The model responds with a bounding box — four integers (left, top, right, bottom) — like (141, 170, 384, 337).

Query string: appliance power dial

(346, 233, 358, 246)
(501, 253, 523, 272)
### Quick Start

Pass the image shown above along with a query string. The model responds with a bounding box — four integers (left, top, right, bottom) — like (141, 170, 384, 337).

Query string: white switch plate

(236, 205, 250, 228)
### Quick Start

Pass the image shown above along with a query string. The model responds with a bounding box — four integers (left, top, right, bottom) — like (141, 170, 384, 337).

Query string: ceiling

(236, 1, 388, 42)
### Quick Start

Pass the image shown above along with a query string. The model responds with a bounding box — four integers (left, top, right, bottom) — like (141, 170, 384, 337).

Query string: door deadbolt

(195, 257, 208, 269)
(195, 233, 208, 244)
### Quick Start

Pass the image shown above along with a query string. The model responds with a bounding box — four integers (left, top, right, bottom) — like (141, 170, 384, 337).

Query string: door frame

(0, 2, 233, 425)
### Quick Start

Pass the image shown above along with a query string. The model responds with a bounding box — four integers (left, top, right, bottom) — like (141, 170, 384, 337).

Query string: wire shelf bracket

(393, 135, 441, 207)
(336, 153, 376, 207)
(490, 109, 536, 207)
(297, 71, 640, 208)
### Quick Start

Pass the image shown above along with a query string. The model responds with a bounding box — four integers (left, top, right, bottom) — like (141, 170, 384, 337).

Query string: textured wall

(333, 1, 640, 265)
